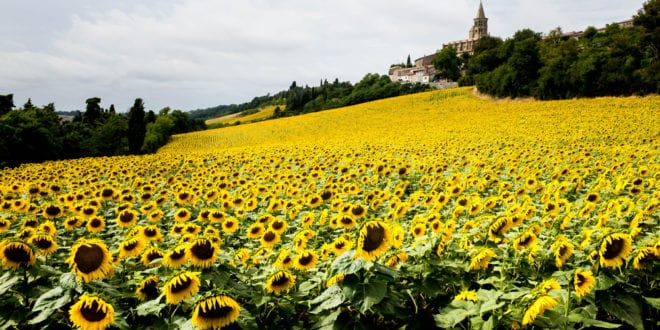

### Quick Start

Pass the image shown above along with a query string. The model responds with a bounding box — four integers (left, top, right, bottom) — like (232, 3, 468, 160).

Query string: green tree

(433, 46, 461, 81)
(83, 97, 102, 125)
(535, 28, 579, 99)
(0, 94, 14, 116)
(127, 98, 146, 154)
(633, 0, 660, 93)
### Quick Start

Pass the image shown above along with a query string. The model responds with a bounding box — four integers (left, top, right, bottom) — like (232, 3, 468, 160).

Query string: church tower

(469, 1, 488, 40)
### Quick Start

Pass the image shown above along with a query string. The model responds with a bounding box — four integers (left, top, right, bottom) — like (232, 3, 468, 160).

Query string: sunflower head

(574, 268, 596, 298)
(136, 276, 160, 301)
(29, 234, 58, 256)
(69, 294, 115, 330)
(191, 294, 241, 329)
(67, 238, 114, 283)
(599, 233, 633, 268)
(164, 271, 201, 304)
(294, 249, 319, 271)
(187, 238, 219, 268)
(0, 240, 36, 270)
(355, 220, 392, 261)
(265, 270, 296, 295)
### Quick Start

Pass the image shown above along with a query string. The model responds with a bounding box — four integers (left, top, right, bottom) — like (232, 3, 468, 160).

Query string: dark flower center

(602, 238, 625, 260)
(198, 305, 233, 319)
(5, 244, 32, 263)
(74, 244, 105, 274)
(271, 273, 290, 286)
(191, 241, 214, 260)
(298, 253, 313, 265)
(263, 232, 276, 242)
(170, 277, 193, 294)
(33, 237, 53, 250)
(362, 225, 385, 252)
(80, 300, 108, 322)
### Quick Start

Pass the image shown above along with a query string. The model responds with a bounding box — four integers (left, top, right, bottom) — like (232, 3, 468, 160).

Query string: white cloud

(0, 0, 644, 111)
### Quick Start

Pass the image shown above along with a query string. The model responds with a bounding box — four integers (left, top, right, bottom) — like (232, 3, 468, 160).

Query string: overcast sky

(0, 0, 644, 112)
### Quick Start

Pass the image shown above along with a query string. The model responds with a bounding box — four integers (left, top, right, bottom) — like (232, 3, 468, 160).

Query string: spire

(476, 1, 486, 19)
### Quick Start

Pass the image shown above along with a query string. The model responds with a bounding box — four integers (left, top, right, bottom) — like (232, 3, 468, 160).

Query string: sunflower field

(0, 87, 658, 329)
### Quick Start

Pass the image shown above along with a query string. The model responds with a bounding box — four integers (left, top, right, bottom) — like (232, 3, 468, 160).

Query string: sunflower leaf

(331, 251, 364, 274)
(643, 296, 660, 310)
(310, 285, 345, 314)
(312, 309, 342, 330)
(361, 281, 387, 313)
(0, 274, 19, 293)
(434, 307, 471, 328)
(135, 298, 165, 317)
(600, 291, 643, 330)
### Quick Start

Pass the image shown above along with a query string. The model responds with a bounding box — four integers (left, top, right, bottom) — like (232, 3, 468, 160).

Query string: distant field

(1, 87, 658, 329)
(205, 105, 280, 125)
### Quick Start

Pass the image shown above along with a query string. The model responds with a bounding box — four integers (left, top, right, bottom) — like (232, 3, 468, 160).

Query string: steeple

(477, 1, 486, 19)
(469, 1, 488, 40)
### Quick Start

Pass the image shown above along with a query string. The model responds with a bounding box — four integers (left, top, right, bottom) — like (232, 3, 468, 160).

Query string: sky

(0, 0, 644, 112)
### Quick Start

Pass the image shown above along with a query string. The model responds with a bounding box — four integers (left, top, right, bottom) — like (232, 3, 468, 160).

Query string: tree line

(0, 95, 205, 168)
(189, 74, 430, 121)
(434, 0, 658, 99)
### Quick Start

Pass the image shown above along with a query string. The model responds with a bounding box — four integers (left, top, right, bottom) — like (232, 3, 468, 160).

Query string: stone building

(389, 1, 489, 85)
(442, 1, 489, 55)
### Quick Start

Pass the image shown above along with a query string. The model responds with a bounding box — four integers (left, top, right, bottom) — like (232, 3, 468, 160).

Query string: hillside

(204, 105, 280, 126)
(0, 87, 658, 329)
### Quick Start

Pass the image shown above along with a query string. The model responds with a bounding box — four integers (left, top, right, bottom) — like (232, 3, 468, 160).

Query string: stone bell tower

(469, 1, 488, 41)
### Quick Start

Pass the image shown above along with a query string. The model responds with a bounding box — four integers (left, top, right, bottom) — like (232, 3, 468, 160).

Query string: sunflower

(184, 223, 201, 235)
(488, 217, 512, 243)
(174, 208, 192, 222)
(67, 238, 114, 282)
(355, 221, 392, 261)
(469, 248, 497, 271)
(0, 240, 36, 269)
(209, 210, 226, 223)
(294, 249, 319, 271)
(170, 223, 186, 236)
(147, 209, 164, 223)
(574, 268, 595, 298)
(235, 248, 250, 266)
(326, 273, 345, 287)
(332, 237, 353, 256)
(220, 217, 238, 234)
(384, 251, 408, 269)
(191, 294, 241, 329)
(599, 233, 633, 268)
(116, 209, 138, 228)
(187, 238, 219, 268)
(553, 237, 574, 268)
(265, 270, 296, 295)
(118, 237, 146, 258)
(29, 234, 58, 256)
(260, 229, 281, 248)
(83, 216, 104, 234)
(42, 203, 63, 219)
(64, 216, 83, 231)
(273, 249, 294, 268)
(164, 271, 201, 304)
(0, 218, 12, 233)
(268, 218, 288, 235)
(535, 278, 561, 295)
(141, 247, 164, 267)
(522, 295, 559, 326)
(411, 223, 426, 239)
(162, 245, 188, 268)
(513, 231, 537, 250)
(247, 223, 265, 239)
(453, 289, 478, 302)
(69, 294, 115, 330)
(136, 276, 160, 301)
(632, 247, 656, 270)
(141, 225, 163, 242)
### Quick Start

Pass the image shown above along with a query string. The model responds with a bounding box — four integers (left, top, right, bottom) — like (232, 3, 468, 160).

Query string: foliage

(0, 98, 205, 168)
(0, 88, 658, 329)
(433, 46, 461, 81)
(466, 0, 659, 99)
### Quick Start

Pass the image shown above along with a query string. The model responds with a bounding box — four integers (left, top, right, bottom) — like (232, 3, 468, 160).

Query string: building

(443, 1, 489, 55)
(389, 1, 489, 85)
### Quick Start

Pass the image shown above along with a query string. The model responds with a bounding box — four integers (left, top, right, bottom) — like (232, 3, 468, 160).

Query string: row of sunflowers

(0, 87, 658, 329)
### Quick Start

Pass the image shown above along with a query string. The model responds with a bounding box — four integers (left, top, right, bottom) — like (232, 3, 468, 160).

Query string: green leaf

(372, 263, 398, 279)
(59, 272, 78, 290)
(643, 296, 660, 310)
(313, 309, 342, 330)
(135, 297, 165, 317)
(31, 287, 64, 312)
(601, 292, 643, 330)
(583, 319, 622, 328)
(0, 274, 20, 293)
(501, 291, 527, 300)
(360, 281, 387, 313)
(29, 286, 73, 325)
(434, 308, 471, 328)
(481, 315, 494, 330)
(331, 251, 364, 274)
(310, 285, 345, 314)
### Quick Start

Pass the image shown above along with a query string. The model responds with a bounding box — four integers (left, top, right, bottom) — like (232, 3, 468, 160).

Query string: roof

(476, 1, 486, 19)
